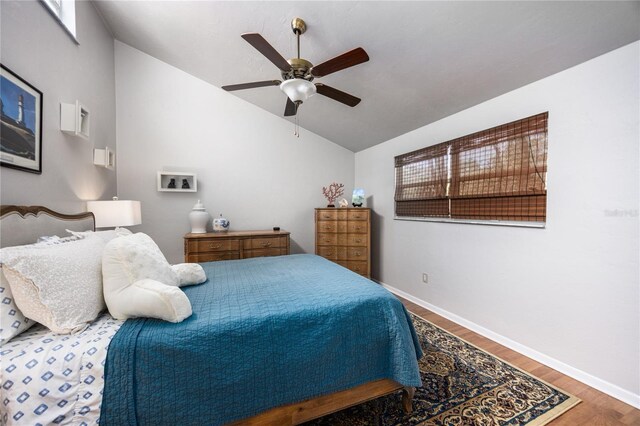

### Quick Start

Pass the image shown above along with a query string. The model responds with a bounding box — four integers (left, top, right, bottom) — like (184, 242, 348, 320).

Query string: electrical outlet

(422, 273, 428, 284)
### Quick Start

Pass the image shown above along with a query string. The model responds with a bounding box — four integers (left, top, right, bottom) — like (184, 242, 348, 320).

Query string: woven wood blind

(394, 141, 450, 217)
(395, 112, 548, 222)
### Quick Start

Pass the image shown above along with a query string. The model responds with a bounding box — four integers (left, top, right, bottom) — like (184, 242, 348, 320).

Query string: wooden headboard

(0, 206, 95, 248)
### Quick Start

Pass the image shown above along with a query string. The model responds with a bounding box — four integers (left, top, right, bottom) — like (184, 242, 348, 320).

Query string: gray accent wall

(114, 42, 355, 263)
(0, 1, 116, 213)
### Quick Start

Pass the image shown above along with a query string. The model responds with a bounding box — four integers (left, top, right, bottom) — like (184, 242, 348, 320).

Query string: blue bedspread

(101, 254, 422, 425)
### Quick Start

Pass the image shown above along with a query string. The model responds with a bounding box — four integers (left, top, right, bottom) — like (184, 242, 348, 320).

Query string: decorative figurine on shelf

(339, 198, 349, 208)
(188, 200, 210, 234)
(352, 188, 365, 207)
(213, 214, 230, 232)
(182, 179, 190, 189)
(167, 178, 176, 189)
(322, 182, 345, 207)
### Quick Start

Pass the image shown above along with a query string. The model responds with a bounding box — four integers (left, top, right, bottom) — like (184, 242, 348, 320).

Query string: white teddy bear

(102, 233, 206, 322)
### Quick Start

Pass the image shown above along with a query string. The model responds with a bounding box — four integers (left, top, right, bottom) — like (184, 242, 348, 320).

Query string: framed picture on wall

(0, 64, 43, 174)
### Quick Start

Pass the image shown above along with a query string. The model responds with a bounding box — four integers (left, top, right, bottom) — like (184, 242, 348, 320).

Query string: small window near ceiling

(41, 0, 77, 42)
(394, 112, 549, 227)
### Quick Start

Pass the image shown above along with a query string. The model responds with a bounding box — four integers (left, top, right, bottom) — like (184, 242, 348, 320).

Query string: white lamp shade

(87, 199, 142, 228)
(280, 79, 316, 103)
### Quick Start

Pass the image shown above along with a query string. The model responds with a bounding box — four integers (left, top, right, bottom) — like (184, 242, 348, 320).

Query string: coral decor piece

(322, 182, 345, 207)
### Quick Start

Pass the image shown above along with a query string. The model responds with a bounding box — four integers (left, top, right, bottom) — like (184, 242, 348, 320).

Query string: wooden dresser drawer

(317, 221, 347, 233)
(244, 248, 287, 258)
(243, 236, 286, 250)
(347, 261, 368, 276)
(189, 239, 240, 253)
(316, 210, 347, 221)
(317, 233, 337, 246)
(188, 252, 240, 263)
(345, 234, 367, 246)
(347, 222, 368, 234)
(347, 210, 369, 221)
(317, 246, 339, 260)
(345, 247, 367, 260)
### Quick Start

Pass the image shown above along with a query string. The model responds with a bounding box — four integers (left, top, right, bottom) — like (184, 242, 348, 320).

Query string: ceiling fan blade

(315, 83, 361, 107)
(311, 47, 369, 78)
(284, 98, 298, 116)
(241, 33, 292, 72)
(221, 80, 281, 92)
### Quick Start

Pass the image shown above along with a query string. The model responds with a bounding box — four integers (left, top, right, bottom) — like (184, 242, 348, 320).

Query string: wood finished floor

(398, 297, 640, 426)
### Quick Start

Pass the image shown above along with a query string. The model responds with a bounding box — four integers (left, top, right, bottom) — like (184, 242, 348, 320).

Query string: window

(41, 0, 77, 42)
(395, 112, 548, 225)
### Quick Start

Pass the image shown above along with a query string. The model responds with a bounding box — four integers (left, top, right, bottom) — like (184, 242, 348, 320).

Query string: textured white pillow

(66, 227, 132, 241)
(102, 233, 205, 323)
(171, 263, 207, 286)
(0, 236, 113, 334)
(0, 268, 34, 345)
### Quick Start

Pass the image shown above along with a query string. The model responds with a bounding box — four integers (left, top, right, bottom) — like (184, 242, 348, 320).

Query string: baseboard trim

(379, 280, 640, 409)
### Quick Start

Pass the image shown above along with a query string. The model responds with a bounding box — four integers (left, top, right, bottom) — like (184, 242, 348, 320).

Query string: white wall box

(157, 171, 197, 192)
(60, 100, 90, 139)
(93, 147, 115, 170)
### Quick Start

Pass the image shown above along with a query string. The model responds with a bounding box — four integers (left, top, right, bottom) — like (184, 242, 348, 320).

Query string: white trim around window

(40, 0, 78, 44)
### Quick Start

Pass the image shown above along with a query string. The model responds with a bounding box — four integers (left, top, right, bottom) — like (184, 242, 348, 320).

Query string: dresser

(315, 208, 371, 278)
(184, 230, 290, 263)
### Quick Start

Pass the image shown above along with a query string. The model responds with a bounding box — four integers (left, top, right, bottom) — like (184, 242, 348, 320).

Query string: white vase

(189, 200, 210, 234)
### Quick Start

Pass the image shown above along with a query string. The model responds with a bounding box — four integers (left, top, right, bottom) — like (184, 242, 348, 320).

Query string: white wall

(115, 42, 354, 263)
(0, 1, 116, 212)
(355, 42, 639, 401)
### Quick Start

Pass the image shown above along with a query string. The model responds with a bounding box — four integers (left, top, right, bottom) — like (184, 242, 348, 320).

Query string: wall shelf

(93, 147, 115, 170)
(157, 171, 197, 192)
(60, 100, 90, 139)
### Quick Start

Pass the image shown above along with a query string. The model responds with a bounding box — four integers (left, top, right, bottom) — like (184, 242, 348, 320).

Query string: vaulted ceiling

(94, 1, 640, 152)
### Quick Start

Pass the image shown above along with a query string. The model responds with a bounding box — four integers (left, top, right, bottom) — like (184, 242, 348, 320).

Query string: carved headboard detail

(0, 205, 95, 248)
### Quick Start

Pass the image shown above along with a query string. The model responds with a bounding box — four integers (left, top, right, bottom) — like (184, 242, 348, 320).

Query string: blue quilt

(100, 254, 422, 425)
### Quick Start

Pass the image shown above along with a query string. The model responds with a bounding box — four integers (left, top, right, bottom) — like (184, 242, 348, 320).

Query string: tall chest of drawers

(315, 208, 371, 278)
(184, 230, 290, 263)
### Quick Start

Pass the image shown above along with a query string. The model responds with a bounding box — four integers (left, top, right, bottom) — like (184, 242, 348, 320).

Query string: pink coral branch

(322, 182, 345, 205)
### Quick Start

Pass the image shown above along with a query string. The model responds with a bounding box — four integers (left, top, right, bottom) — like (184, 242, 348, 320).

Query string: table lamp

(87, 197, 142, 229)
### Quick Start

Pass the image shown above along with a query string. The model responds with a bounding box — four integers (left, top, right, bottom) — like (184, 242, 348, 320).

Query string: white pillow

(101, 233, 205, 323)
(0, 268, 34, 345)
(66, 228, 132, 241)
(0, 235, 114, 334)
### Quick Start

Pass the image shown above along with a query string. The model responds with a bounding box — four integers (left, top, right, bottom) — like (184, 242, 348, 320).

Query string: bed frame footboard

(233, 379, 409, 425)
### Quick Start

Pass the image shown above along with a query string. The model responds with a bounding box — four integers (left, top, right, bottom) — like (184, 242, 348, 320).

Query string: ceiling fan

(222, 17, 369, 117)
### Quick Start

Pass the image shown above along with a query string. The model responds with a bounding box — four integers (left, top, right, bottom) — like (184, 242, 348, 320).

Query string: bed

(0, 205, 422, 425)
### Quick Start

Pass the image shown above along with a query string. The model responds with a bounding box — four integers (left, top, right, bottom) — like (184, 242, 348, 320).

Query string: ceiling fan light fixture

(280, 78, 316, 103)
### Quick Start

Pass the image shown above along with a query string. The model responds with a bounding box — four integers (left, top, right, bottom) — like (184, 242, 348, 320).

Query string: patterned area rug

(306, 313, 580, 426)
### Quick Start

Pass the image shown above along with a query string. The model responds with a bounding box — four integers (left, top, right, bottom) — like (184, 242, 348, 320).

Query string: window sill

(394, 216, 546, 229)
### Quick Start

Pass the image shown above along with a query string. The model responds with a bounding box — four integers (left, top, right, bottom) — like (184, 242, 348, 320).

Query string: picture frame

(1, 64, 43, 174)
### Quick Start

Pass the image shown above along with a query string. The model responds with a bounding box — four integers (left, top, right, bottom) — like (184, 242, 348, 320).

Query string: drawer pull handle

(354, 267, 360, 271)
(325, 226, 332, 230)
(355, 251, 362, 256)
(209, 243, 223, 249)
(324, 239, 331, 243)
(326, 252, 333, 256)
(355, 227, 361, 231)
(323, 215, 331, 218)
(355, 239, 362, 243)
(261, 242, 272, 247)
(353, 215, 361, 219)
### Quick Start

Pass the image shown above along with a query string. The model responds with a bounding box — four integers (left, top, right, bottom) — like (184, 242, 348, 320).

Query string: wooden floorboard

(398, 297, 640, 426)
